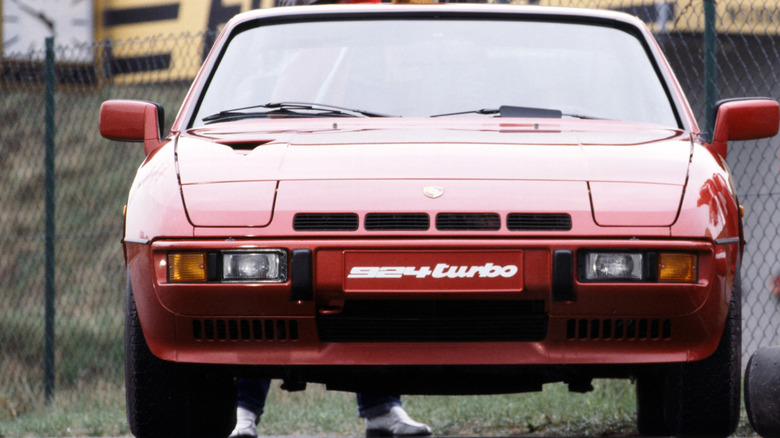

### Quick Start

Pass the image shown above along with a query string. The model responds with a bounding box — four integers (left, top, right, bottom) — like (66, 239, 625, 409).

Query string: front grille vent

(566, 318, 671, 340)
(293, 213, 358, 231)
(507, 213, 572, 231)
(292, 212, 572, 232)
(365, 213, 430, 231)
(192, 318, 299, 341)
(318, 300, 547, 342)
(436, 213, 501, 231)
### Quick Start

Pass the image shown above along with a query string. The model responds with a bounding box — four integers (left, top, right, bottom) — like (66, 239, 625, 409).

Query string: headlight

(579, 250, 697, 283)
(583, 252, 644, 281)
(223, 250, 287, 282)
(168, 249, 288, 283)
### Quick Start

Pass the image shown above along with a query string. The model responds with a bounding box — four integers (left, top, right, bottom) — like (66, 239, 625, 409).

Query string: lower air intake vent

(192, 318, 299, 341)
(365, 213, 430, 231)
(293, 213, 358, 231)
(436, 213, 501, 231)
(507, 213, 572, 231)
(318, 300, 547, 342)
(565, 318, 671, 340)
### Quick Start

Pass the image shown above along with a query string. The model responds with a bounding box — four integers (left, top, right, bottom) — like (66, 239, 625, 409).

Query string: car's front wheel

(125, 277, 236, 438)
(636, 274, 741, 437)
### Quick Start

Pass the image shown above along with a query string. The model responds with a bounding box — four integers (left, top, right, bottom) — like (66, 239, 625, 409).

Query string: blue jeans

(236, 378, 401, 419)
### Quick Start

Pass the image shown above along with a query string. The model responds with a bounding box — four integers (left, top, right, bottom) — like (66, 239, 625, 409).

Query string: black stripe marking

(103, 4, 180, 27)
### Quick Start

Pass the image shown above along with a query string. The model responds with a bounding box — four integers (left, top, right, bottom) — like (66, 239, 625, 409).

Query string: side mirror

(710, 98, 779, 159)
(99, 100, 165, 156)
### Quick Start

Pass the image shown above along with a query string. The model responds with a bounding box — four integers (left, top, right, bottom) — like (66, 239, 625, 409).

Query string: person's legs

(230, 378, 272, 438)
(358, 394, 432, 436)
(230, 382, 432, 437)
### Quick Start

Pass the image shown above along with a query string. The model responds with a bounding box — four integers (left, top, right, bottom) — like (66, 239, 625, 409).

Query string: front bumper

(125, 237, 732, 368)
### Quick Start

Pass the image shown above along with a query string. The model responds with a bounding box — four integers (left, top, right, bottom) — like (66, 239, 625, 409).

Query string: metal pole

(44, 36, 56, 405)
(704, 0, 718, 137)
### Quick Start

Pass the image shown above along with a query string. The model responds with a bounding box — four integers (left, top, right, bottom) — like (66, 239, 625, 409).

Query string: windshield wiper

(431, 105, 599, 119)
(203, 101, 394, 123)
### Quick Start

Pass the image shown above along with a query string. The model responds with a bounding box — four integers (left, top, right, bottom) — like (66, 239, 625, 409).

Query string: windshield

(191, 17, 678, 127)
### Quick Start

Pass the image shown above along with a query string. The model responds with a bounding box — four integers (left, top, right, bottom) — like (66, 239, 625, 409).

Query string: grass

(0, 382, 128, 438)
(0, 378, 763, 437)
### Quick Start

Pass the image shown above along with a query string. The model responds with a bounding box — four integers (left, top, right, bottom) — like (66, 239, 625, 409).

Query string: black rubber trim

(290, 249, 313, 301)
(552, 250, 575, 302)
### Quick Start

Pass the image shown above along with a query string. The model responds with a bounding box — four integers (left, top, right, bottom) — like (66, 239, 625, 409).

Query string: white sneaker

(229, 406, 258, 438)
(365, 406, 433, 436)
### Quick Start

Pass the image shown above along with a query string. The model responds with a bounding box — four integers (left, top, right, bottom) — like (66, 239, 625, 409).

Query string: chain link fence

(2, 0, 780, 425)
(0, 33, 204, 419)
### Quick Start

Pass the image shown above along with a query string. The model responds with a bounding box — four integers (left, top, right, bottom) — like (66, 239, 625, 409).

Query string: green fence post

(704, 0, 717, 136)
(44, 36, 56, 405)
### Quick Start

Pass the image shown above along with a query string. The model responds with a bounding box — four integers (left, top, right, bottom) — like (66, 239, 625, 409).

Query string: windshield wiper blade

(431, 105, 599, 119)
(432, 105, 562, 118)
(266, 102, 394, 117)
(203, 101, 393, 123)
(431, 108, 501, 117)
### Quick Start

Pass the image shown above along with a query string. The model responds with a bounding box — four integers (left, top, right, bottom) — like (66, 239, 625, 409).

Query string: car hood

(176, 119, 692, 228)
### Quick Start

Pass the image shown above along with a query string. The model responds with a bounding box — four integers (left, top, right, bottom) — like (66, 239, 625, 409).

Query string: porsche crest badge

(423, 186, 444, 199)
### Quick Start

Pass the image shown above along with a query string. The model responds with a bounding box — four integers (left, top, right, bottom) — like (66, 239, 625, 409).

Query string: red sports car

(100, 4, 779, 437)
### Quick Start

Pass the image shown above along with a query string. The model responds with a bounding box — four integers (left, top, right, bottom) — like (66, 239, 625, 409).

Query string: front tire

(636, 274, 741, 437)
(125, 277, 236, 438)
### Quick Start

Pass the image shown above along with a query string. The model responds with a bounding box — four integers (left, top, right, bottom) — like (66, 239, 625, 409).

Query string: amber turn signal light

(658, 253, 697, 283)
(168, 252, 207, 282)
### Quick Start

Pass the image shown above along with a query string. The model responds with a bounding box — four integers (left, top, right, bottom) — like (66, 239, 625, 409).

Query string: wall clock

(2, 0, 94, 61)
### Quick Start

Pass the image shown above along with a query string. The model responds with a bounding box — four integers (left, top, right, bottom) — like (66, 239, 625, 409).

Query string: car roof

(224, 3, 646, 28)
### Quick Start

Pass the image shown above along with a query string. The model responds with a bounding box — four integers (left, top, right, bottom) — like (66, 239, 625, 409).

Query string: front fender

(124, 138, 194, 243)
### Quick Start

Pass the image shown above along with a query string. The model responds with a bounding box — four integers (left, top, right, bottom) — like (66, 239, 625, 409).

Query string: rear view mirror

(100, 100, 165, 156)
(710, 98, 779, 159)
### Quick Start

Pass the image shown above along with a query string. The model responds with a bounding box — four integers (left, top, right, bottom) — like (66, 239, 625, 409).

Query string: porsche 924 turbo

(100, 4, 780, 437)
